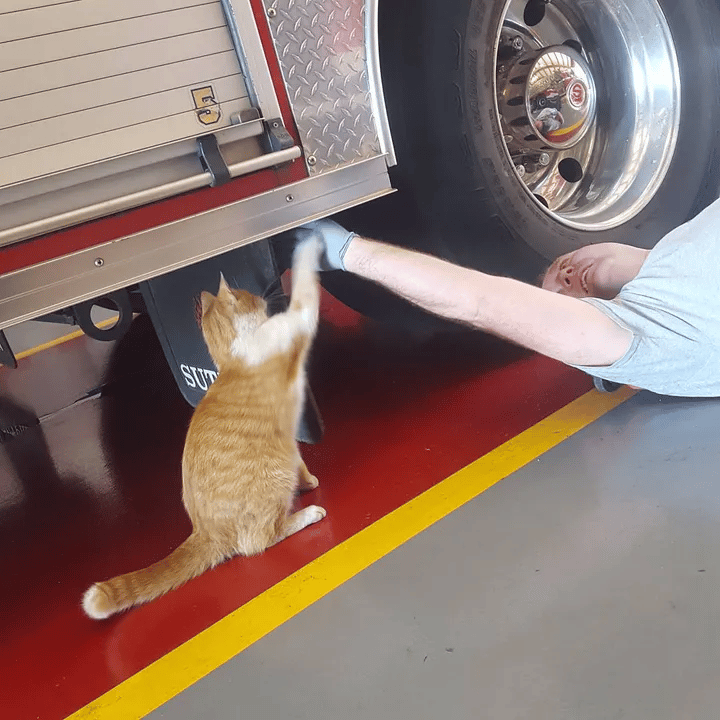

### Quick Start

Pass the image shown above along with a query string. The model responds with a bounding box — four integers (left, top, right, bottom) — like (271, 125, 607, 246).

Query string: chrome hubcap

(494, 0, 681, 231)
(499, 45, 597, 150)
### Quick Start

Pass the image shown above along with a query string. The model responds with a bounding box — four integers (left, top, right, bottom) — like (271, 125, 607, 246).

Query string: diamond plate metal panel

(264, 0, 382, 173)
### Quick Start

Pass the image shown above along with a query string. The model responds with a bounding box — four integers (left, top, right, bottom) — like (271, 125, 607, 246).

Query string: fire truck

(1, 0, 719, 412)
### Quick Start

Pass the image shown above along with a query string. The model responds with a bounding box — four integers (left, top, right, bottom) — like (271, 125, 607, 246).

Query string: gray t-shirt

(572, 198, 720, 396)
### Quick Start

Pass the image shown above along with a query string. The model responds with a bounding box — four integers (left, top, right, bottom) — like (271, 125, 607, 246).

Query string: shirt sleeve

(570, 296, 720, 397)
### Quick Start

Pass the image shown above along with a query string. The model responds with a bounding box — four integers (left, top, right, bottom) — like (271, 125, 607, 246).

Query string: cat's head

(199, 274, 268, 368)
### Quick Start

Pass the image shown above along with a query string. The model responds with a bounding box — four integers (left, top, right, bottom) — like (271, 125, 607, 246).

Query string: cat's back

(183, 359, 298, 469)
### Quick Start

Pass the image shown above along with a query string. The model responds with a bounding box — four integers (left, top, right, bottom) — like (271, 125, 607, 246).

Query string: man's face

(541, 242, 648, 300)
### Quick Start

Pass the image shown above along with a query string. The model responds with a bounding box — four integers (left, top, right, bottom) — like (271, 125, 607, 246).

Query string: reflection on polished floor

(3, 292, 718, 720)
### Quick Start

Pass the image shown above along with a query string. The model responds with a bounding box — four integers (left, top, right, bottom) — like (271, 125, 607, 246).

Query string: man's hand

(294, 219, 356, 271)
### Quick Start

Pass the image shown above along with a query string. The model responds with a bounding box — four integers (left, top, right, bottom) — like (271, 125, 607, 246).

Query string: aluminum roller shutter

(0, 0, 254, 189)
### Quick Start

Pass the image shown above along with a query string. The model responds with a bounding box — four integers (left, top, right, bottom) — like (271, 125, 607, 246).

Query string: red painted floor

(0, 293, 591, 720)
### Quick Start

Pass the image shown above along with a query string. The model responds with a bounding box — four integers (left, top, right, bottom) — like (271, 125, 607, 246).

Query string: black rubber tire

(324, 0, 720, 326)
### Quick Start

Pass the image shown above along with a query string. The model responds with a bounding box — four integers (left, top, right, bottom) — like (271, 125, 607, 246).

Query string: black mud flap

(138, 240, 323, 444)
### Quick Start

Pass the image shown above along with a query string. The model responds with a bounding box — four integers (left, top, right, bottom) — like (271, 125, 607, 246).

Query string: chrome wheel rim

(494, 0, 681, 231)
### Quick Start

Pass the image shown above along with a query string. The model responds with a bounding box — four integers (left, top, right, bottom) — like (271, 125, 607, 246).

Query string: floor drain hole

(524, 0, 546, 27)
(558, 158, 583, 183)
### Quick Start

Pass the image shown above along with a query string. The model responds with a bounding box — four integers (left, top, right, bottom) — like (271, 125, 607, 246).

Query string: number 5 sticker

(191, 85, 221, 126)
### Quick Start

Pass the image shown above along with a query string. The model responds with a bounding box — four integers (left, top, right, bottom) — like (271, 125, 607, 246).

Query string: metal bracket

(265, 118, 294, 152)
(35, 310, 77, 325)
(72, 290, 133, 342)
(196, 134, 232, 187)
(0, 330, 17, 369)
(231, 108, 261, 125)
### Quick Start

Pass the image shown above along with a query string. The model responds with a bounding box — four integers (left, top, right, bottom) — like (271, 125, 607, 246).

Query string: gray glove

(296, 219, 356, 270)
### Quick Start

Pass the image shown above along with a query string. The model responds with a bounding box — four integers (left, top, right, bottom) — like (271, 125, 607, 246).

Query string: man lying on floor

(292, 197, 720, 397)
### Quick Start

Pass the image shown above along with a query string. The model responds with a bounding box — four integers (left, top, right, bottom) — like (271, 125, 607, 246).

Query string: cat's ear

(200, 290, 214, 315)
(217, 272, 231, 295)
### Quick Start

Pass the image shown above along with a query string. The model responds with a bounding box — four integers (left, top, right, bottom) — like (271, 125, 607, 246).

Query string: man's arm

(344, 236, 632, 368)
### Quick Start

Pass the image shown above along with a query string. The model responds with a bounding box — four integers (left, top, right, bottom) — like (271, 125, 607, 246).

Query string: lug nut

(512, 36, 524, 51)
(515, 164, 526, 178)
(538, 152, 551, 166)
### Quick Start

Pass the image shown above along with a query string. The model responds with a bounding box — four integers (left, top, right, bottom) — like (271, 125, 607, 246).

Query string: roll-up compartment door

(0, 0, 297, 246)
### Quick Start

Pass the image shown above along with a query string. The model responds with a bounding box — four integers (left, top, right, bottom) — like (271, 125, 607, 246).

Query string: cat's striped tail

(82, 532, 225, 619)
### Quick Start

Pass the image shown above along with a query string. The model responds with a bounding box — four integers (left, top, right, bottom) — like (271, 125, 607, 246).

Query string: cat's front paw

(292, 234, 322, 273)
(297, 460, 319, 491)
(298, 473, 319, 491)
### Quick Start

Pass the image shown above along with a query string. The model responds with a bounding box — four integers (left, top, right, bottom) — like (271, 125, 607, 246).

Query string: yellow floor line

(12, 318, 120, 361)
(68, 385, 636, 720)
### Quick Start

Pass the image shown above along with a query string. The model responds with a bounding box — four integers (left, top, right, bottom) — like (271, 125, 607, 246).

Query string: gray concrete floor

(4, 319, 79, 354)
(150, 392, 720, 720)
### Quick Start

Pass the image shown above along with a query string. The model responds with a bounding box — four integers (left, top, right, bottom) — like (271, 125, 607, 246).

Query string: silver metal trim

(366, 0, 396, 167)
(0, 156, 393, 330)
(221, 0, 283, 122)
(0, 140, 301, 247)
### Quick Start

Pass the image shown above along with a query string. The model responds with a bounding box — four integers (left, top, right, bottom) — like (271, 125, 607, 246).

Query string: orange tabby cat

(83, 237, 326, 619)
